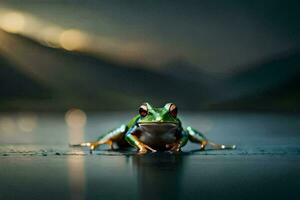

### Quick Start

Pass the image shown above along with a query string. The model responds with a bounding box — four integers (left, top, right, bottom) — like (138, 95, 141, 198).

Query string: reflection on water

(132, 154, 185, 200)
(66, 108, 87, 200)
(84, 156, 137, 199)
(1, 153, 300, 200)
(0, 112, 300, 200)
(68, 157, 85, 200)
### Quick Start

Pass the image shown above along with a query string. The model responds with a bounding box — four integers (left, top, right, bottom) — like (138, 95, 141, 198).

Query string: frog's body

(138, 122, 179, 150)
(75, 103, 236, 154)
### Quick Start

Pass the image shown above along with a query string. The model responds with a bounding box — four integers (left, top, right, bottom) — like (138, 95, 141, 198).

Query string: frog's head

(137, 102, 180, 125)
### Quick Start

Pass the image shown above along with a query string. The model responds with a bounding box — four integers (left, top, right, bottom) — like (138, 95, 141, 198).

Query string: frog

(73, 103, 236, 154)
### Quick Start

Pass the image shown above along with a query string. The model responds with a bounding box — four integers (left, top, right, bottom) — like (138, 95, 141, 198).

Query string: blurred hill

(0, 53, 51, 110)
(214, 50, 300, 110)
(160, 59, 230, 102)
(0, 30, 207, 111)
(0, 30, 299, 111)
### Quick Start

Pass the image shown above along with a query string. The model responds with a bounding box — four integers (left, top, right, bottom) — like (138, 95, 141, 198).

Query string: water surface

(0, 112, 299, 200)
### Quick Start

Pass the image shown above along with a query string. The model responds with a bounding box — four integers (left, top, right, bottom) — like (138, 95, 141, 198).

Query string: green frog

(75, 103, 236, 154)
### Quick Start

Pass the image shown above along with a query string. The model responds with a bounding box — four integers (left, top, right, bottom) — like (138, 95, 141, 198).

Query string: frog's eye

(169, 103, 178, 117)
(139, 104, 148, 117)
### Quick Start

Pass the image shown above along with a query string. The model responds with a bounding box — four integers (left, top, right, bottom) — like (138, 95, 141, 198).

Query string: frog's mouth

(138, 122, 178, 127)
(138, 122, 179, 134)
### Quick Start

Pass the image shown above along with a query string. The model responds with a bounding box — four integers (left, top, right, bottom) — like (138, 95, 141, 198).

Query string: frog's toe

(138, 148, 148, 154)
(166, 142, 181, 152)
(171, 148, 181, 153)
(143, 144, 157, 152)
(167, 147, 181, 154)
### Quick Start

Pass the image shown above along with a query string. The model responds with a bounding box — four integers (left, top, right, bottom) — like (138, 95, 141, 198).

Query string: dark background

(0, 0, 299, 111)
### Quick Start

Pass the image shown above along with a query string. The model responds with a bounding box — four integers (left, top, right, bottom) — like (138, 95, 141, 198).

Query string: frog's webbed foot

(138, 143, 157, 154)
(166, 143, 181, 152)
(71, 140, 115, 154)
(186, 126, 236, 151)
(200, 141, 208, 151)
(71, 124, 127, 154)
(75, 141, 100, 154)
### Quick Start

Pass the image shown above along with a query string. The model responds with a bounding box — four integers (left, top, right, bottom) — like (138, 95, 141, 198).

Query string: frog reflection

(131, 153, 185, 200)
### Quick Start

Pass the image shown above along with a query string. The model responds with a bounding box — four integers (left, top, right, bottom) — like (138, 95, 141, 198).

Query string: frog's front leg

(125, 125, 156, 154)
(186, 126, 236, 150)
(73, 124, 127, 154)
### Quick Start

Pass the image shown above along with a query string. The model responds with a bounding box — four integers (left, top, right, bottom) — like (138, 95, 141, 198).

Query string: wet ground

(0, 112, 300, 200)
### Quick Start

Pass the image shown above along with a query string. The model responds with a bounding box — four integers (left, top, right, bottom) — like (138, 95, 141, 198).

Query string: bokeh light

(65, 108, 87, 145)
(0, 117, 16, 133)
(65, 108, 87, 129)
(17, 114, 38, 133)
(0, 12, 25, 33)
(39, 26, 63, 48)
(59, 29, 87, 51)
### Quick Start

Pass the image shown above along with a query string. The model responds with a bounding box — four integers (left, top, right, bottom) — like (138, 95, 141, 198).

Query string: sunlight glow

(0, 8, 164, 67)
(59, 29, 87, 51)
(0, 117, 16, 133)
(68, 156, 86, 200)
(65, 108, 87, 145)
(39, 26, 63, 48)
(65, 108, 87, 129)
(17, 114, 38, 133)
(0, 12, 25, 33)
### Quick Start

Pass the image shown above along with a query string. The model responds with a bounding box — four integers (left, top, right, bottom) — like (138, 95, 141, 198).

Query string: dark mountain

(160, 59, 228, 100)
(226, 49, 300, 98)
(161, 59, 208, 83)
(213, 49, 300, 110)
(0, 30, 208, 111)
(1, 30, 299, 111)
(0, 53, 51, 110)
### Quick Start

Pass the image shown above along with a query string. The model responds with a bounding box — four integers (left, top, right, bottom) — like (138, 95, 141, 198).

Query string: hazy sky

(1, 0, 299, 73)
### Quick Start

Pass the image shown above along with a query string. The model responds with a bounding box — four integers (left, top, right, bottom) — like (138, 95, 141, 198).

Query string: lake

(0, 112, 300, 200)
